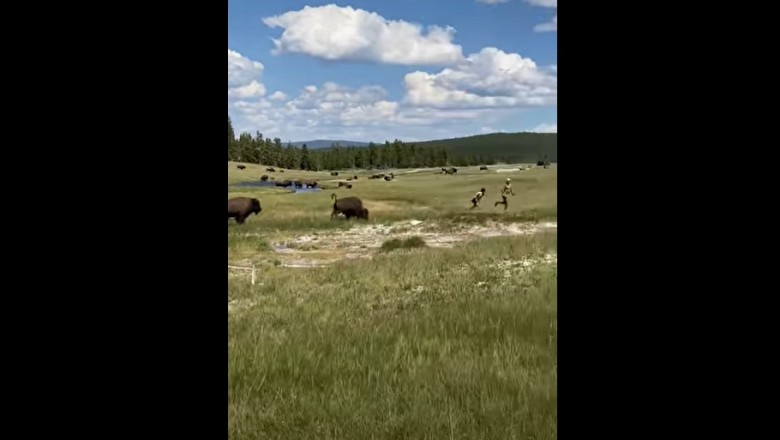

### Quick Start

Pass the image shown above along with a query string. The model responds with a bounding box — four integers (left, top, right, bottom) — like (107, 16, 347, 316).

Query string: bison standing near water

(331, 193, 368, 220)
(228, 197, 261, 224)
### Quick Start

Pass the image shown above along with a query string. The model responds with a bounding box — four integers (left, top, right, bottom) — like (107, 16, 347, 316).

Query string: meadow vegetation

(228, 160, 557, 439)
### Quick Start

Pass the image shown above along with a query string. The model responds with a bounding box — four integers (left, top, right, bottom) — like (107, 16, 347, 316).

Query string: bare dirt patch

(271, 219, 557, 268)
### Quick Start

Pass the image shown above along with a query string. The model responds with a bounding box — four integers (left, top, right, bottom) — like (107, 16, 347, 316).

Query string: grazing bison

(370, 173, 385, 179)
(331, 171, 339, 176)
(479, 166, 488, 171)
(228, 197, 261, 224)
(383, 176, 393, 181)
(353, 175, 358, 180)
(236, 165, 246, 170)
(331, 193, 368, 220)
(260, 175, 269, 181)
(303, 180, 318, 188)
(266, 167, 276, 172)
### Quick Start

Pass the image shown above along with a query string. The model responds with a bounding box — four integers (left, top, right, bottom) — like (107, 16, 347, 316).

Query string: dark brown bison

(479, 166, 488, 171)
(266, 167, 276, 172)
(353, 175, 358, 180)
(236, 165, 246, 170)
(228, 197, 261, 224)
(331, 193, 368, 220)
(260, 175, 269, 181)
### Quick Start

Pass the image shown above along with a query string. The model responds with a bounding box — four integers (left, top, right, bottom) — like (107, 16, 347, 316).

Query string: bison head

(251, 198, 262, 215)
(357, 208, 369, 220)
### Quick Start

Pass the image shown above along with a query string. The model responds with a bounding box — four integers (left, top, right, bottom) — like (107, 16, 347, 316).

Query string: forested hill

(414, 132, 557, 164)
(229, 114, 556, 169)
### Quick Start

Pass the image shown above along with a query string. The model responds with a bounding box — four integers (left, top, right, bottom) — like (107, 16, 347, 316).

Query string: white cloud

(226, 50, 555, 142)
(526, 0, 557, 32)
(477, 0, 509, 4)
(526, 0, 557, 7)
(262, 4, 463, 65)
(229, 78, 506, 142)
(534, 15, 557, 32)
(404, 47, 556, 108)
(228, 80, 265, 99)
(531, 123, 557, 133)
(228, 49, 266, 98)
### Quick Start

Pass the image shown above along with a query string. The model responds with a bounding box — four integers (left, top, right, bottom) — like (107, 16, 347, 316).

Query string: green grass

(229, 234, 557, 439)
(228, 162, 557, 236)
(228, 161, 557, 439)
(380, 236, 427, 252)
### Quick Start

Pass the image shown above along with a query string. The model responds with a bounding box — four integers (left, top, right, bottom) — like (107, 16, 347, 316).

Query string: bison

(228, 197, 261, 224)
(479, 166, 488, 171)
(236, 165, 246, 170)
(331, 193, 368, 220)
(266, 167, 276, 172)
(260, 175, 269, 181)
(331, 171, 339, 176)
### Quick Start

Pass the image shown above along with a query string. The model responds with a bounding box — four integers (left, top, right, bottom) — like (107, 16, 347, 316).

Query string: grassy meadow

(228, 160, 558, 439)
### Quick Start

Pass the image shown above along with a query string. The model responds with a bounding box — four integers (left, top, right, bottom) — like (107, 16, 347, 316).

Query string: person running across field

(470, 188, 486, 209)
(494, 178, 515, 211)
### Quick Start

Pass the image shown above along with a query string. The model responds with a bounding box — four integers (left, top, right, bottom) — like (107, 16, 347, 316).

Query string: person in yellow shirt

(494, 178, 515, 211)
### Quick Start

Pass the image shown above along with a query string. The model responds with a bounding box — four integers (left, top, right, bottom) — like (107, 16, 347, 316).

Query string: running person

(494, 178, 515, 210)
(470, 188, 486, 209)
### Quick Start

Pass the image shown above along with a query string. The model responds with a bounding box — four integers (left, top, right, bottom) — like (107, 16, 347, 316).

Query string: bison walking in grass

(331, 193, 368, 220)
(228, 197, 261, 224)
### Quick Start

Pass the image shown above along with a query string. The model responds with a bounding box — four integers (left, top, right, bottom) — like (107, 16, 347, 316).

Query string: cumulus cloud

(262, 4, 463, 65)
(226, 48, 555, 141)
(228, 49, 266, 98)
(531, 123, 557, 133)
(229, 78, 502, 141)
(404, 47, 556, 108)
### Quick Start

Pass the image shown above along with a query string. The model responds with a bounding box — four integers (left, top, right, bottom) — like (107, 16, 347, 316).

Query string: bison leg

(236, 215, 246, 224)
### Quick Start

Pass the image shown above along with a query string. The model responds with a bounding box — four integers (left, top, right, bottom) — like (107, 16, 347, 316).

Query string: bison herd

(229, 193, 368, 224)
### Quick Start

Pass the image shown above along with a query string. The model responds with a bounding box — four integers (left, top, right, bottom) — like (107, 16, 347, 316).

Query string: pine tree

(300, 144, 311, 170)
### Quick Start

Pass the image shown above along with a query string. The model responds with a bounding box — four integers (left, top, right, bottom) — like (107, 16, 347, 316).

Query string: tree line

(228, 114, 537, 171)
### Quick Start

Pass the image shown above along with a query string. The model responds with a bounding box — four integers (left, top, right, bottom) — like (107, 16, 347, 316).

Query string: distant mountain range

(290, 140, 371, 149)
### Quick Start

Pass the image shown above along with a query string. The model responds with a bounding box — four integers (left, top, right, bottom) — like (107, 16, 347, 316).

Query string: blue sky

(228, 0, 557, 143)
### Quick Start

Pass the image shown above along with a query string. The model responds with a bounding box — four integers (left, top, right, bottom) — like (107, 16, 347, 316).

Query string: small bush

(380, 236, 427, 252)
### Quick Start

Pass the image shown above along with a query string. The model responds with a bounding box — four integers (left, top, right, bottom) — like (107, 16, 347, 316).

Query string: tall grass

(228, 234, 557, 439)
